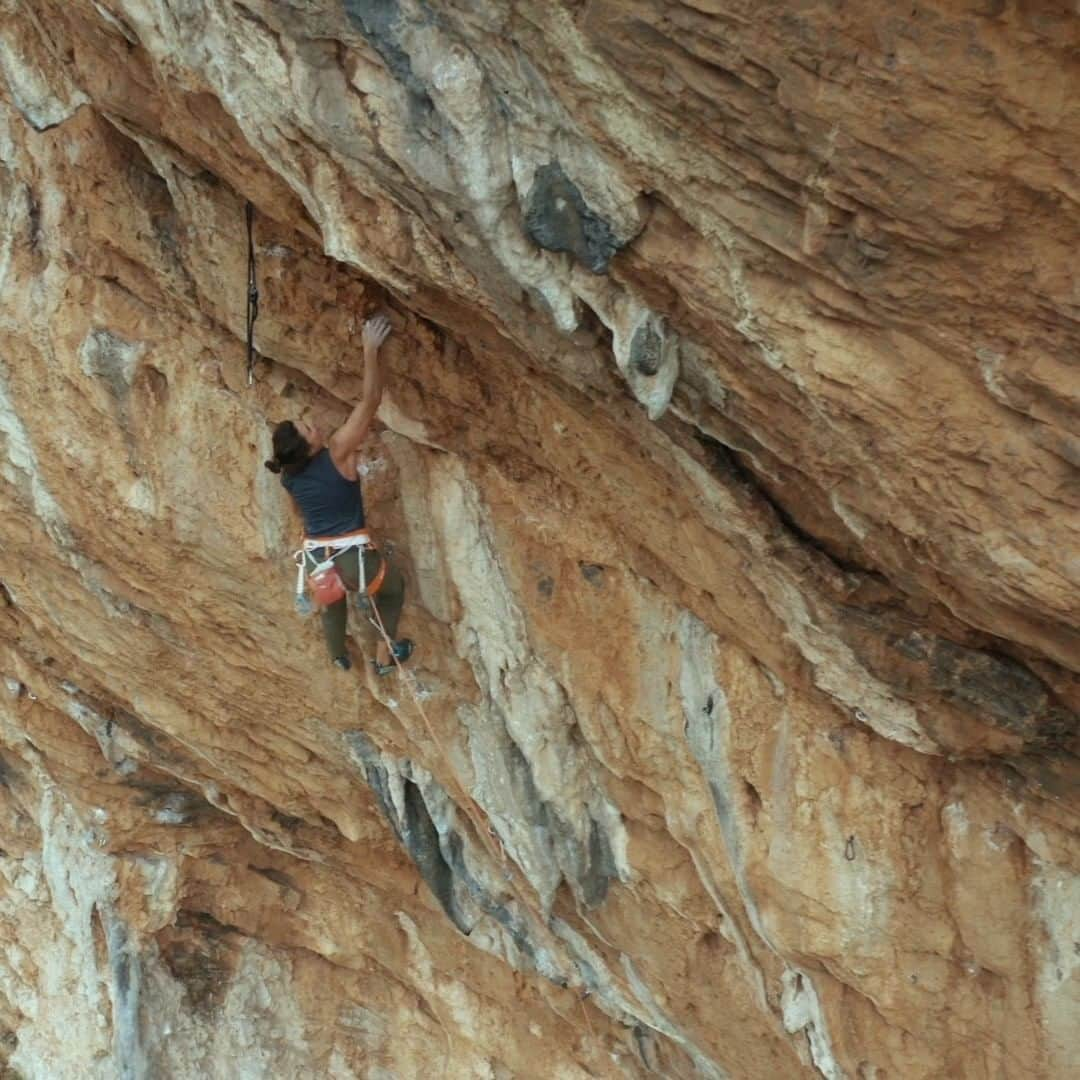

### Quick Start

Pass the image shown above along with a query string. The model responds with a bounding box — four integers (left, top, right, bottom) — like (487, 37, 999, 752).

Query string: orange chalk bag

(307, 559, 347, 607)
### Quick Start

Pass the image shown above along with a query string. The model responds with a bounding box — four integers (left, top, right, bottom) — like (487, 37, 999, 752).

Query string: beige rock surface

(0, 1, 1077, 1077)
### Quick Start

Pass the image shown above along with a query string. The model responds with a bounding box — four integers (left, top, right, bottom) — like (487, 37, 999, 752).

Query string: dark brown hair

(265, 420, 312, 476)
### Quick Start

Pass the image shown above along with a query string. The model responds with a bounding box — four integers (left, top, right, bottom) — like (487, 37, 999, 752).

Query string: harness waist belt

(301, 527, 373, 554)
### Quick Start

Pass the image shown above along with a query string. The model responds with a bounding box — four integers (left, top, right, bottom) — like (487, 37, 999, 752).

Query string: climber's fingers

(361, 313, 392, 349)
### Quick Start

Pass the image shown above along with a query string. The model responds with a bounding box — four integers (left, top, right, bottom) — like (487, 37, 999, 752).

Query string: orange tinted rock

(0, 2, 1076, 1077)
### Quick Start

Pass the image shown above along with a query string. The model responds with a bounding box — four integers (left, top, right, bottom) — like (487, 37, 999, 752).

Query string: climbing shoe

(372, 638, 414, 677)
(332, 654, 352, 671)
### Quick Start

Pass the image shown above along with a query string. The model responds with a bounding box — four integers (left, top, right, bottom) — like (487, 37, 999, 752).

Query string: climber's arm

(330, 314, 391, 457)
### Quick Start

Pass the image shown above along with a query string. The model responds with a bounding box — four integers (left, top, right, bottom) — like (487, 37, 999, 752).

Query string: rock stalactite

(0, 1, 1077, 1077)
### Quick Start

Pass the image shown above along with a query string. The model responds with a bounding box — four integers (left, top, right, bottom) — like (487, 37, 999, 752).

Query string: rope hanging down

(364, 599, 613, 1048)
(245, 200, 259, 385)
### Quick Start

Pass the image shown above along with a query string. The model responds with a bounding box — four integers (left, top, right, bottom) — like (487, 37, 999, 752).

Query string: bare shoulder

(329, 438, 358, 480)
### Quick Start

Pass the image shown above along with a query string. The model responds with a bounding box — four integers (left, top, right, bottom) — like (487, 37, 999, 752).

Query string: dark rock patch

(524, 161, 622, 274)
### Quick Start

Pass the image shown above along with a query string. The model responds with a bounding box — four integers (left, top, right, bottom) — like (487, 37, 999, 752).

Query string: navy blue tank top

(281, 449, 365, 537)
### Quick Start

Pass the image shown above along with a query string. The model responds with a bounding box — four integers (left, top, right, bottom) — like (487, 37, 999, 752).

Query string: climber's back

(282, 447, 365, 539)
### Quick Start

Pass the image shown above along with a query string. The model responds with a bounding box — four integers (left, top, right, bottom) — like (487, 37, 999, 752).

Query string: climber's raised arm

(330, 313, 392, 461)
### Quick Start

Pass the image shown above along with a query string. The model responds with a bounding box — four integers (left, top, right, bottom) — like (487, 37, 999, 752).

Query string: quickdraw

(245, 200, 259, 386)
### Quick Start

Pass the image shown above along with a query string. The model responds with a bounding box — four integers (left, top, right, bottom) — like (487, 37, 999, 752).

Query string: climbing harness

(292, 527, 387, 612)
(245, 200, 259, 386)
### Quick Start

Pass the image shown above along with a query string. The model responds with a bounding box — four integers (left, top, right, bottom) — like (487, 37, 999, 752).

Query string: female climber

(264, 313, 413, 675)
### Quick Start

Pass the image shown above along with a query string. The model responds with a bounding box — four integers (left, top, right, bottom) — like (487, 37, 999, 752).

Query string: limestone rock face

(0, 1, 1077, 1077)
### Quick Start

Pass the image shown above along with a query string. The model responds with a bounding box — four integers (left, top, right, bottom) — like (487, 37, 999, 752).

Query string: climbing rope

(361, 569, 646, 1056)
(245, 200, 259, 385)
(363, 591, 662, 1063)
(364, 589, 531, 879)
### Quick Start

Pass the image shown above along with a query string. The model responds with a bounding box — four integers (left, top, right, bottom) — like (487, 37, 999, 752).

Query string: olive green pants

(311, 547, 405, 660)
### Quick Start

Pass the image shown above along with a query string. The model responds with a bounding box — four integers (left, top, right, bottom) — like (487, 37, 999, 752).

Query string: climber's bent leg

(321, 597, 348, 662)
(370, 554, 404, 640)
(320, 548, 360, 664)
(361, 551, 407, 669)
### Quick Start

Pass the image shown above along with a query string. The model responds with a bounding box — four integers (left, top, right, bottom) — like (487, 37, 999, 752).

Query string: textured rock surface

(0, 1, 1078, 1076)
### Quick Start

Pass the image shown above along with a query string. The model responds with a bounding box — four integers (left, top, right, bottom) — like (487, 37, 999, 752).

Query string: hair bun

(264, 458, 282, 474)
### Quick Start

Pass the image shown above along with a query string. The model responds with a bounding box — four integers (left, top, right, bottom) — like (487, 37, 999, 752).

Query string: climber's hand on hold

(362, 313, 392, 352)
(331, 314, 390, 462)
